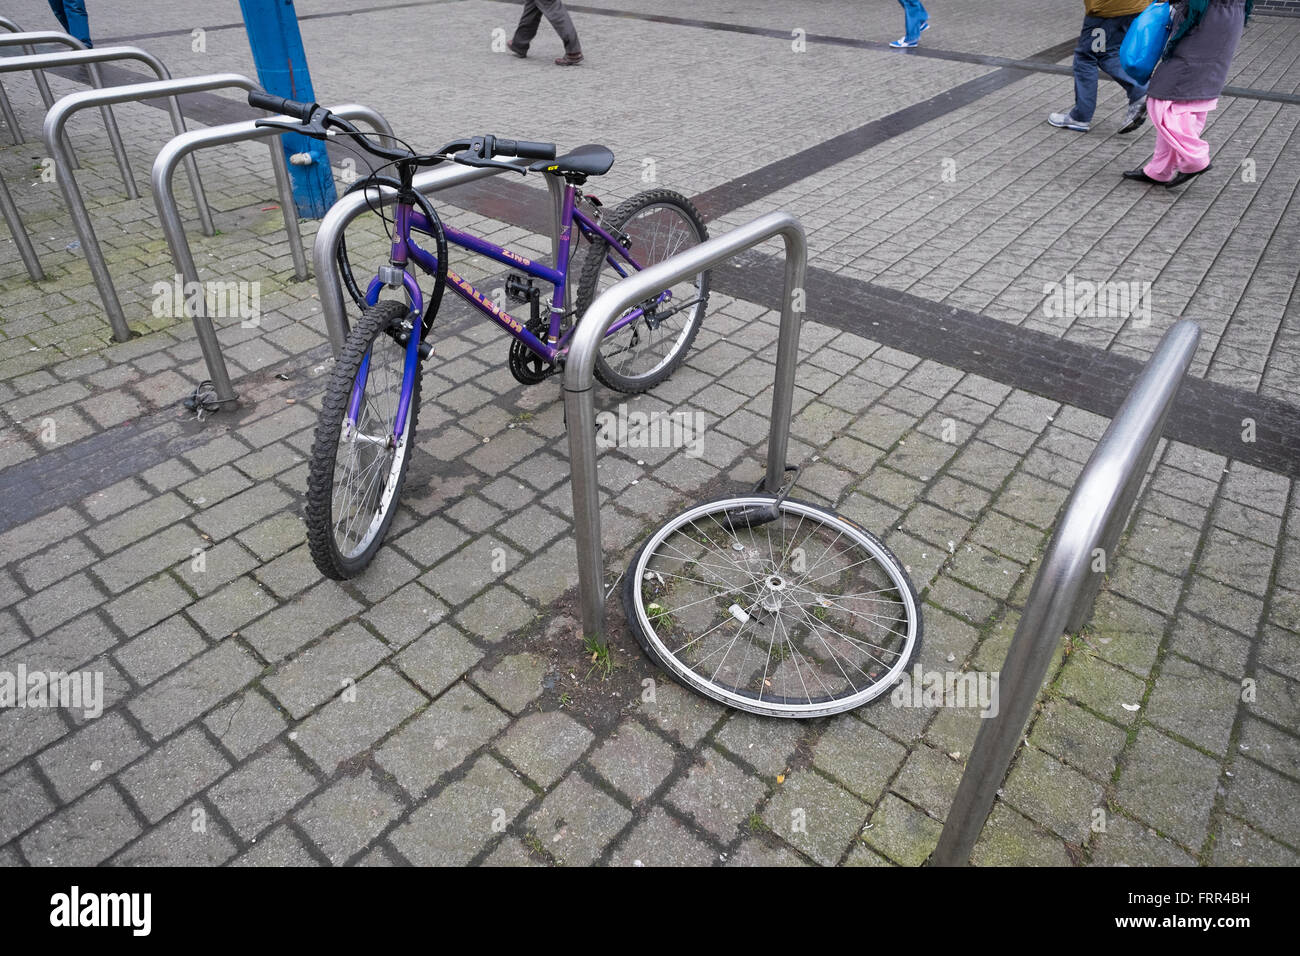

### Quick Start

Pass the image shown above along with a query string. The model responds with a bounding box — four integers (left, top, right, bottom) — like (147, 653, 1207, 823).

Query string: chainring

(508, 316, 558, 385)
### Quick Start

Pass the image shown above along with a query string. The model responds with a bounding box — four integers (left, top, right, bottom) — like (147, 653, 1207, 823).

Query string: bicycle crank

(508, 317, 558, 385)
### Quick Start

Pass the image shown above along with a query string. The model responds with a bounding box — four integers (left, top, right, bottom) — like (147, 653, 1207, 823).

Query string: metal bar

(42, 72, 259, 344)
(312, 160, 562, 355)
(150, 104, 394, 403)
(930, 319, 1201, 867)
(0, 74, 21, 144)
(267, 144, 308, 280)
(0, 18, 54, 109)
(0, 34, 137, 192)
(562, 211, 808, 640)
(0, 170, 44, 280)
(7, 46, 213, 231)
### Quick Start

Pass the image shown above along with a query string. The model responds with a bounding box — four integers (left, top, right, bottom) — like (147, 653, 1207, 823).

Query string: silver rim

(331, 327, 411, 560)
(595, 202, 706, 381)
(630, 497, 920, 718)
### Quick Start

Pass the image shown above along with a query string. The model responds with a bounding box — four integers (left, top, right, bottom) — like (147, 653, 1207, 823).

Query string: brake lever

(253, 117, 302, 133)
(254, 117, 332, 141)
(451, 151, 527, 176)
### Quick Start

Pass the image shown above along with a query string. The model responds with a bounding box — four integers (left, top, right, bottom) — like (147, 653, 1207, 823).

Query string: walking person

(1124, 0, 1254, 187)
(506, 0, 583, 66)
(1049, 0, 1149, 134)
(47, 0, 93, 48)
(889, 0, 930, 49)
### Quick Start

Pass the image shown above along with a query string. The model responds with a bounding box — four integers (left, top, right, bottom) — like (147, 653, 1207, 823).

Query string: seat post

(551, 179, 580, 339)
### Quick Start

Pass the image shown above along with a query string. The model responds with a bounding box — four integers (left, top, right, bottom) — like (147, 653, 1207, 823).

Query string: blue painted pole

(239, 0, 336, 218)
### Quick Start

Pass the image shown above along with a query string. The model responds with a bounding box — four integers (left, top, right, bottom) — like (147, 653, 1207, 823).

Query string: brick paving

(0, 0, 1297, 866)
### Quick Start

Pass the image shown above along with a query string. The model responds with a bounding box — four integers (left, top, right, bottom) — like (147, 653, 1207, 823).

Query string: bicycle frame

(348, 179, 669, 444)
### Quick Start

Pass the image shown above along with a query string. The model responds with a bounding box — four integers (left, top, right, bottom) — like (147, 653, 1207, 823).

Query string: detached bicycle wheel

(624, 496, 922, 718)
(305, 300, 421, 579)
(575, 189, 709, 393)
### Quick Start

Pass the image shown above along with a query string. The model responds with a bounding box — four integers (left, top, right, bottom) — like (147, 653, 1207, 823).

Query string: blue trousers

(898, 0, 929, 43)
(1071, 14, 1147, 122)
(47, 0, 92, 48)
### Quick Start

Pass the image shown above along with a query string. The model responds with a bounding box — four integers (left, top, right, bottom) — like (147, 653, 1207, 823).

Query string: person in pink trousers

(1124, 0, 1253, 188)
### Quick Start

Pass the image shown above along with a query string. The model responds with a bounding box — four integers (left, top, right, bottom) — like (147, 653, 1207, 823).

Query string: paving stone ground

(0, 0, 1297, 866)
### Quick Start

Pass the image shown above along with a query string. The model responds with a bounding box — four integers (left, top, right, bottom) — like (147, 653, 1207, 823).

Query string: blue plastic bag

(1119, 1, 1173, 84)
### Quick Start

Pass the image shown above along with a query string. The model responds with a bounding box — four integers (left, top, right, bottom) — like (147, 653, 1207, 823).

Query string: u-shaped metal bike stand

(931, 319, 1200, 865)
(562, 211, 808, 642)
(42, 72, 261, 342)
(152, 103, 396, 405)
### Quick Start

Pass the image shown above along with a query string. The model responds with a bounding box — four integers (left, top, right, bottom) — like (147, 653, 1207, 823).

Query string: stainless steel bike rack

(0, 17, 56, 132)
(151, 103, 395, 405)
(931, 319, 1201, 866)
(0, 31, 128, 174)
(313, 162, 568, 355)
(42, 72, 259, 342)
(0, 169, 43, 280)
(563, 210, 808, 642)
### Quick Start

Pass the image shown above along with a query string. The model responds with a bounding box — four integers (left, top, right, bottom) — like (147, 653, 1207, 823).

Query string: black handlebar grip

(247, 90, 317, 121)
(495, 138, 556, 160)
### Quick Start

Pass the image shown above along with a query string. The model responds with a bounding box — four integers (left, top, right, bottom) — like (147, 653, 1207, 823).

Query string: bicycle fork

(345, 201, 426, 448)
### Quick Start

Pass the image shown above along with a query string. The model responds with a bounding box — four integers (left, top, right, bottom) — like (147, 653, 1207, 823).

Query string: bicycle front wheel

(575, 189, 710, 393)
(624, 496, 923, 718)
(305, 300, 421, 579)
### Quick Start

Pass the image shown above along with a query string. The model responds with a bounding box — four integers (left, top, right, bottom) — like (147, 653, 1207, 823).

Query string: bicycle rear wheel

(305, 300, 420, 579)
(624, 496, 922, 718)
(575, 189, 709, 393)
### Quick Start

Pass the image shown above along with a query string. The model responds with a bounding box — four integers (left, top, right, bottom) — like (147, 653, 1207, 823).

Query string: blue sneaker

(921, 21, 930, 33)
(889, 36, 918, 48)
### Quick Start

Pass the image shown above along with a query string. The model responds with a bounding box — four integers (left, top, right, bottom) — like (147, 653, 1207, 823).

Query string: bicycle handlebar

(494, 138, 556, 160)
(248, 90, 317, 122)
(245, 91, 556, 172)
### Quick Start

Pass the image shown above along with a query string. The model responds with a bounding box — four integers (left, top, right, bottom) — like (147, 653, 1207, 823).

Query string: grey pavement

(0, 0, 1297, 866)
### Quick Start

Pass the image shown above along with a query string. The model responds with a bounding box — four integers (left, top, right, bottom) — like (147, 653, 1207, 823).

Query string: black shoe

(506, 40, 527, 58)
(1165, 164, 1213, 188)
(554, 51, 583, 65)
(1123, 168, 1166, 185)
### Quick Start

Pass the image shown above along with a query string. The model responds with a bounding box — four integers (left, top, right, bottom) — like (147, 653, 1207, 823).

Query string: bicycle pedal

(505, 273, 539, 304)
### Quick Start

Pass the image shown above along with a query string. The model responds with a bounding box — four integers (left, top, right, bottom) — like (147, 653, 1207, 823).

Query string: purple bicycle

(249, 92, 710, 579)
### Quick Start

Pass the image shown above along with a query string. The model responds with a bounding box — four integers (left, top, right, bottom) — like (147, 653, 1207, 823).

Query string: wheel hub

(760, 573, 788, 612)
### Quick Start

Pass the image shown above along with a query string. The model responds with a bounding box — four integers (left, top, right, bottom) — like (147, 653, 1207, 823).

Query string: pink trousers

(1143, 96, 1218, 182)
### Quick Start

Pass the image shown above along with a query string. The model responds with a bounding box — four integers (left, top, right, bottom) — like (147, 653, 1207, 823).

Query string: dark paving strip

(0, 278, 514, 537)
(0, 341, 334, 535)
(713, 250, 1300, 478)
(691, 68, 1032, 220)
(686, 33, 1079, 220)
